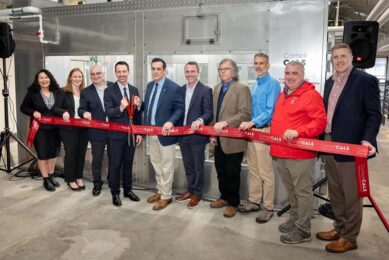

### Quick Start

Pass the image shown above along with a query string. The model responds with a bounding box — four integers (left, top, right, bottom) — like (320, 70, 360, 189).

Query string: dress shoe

(92, 185, 102, 196)
(316, 229, 341, 241)
(325, 238, 357, 253)
(223, 206, 238, 218)
(112, 194, 122, 207)
(152, 198, 172, 211)
(210, 199, 228, 208)
(124, 190, 140, 202)
(43, 178, 56, 192)
(147, 193, 161, 203)
(48, 175, 60, 187)
(175, 192, 192, 202)
(187, 195, 202, 209)
(67, 182, 80, 191)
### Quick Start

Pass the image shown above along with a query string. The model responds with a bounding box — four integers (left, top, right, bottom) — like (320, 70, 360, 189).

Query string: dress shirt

(183, 81, 197, 125)
(325, 66, 353, 133)
(149, 77, 166, 125)
(251, 73, 281, 127)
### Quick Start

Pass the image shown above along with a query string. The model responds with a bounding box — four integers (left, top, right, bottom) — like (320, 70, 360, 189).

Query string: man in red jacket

(270, 61, 326, 244)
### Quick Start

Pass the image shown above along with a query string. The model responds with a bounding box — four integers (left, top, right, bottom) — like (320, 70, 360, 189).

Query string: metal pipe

(328, 26, 344, 32)
(0, 6, 40, 16)
(366, 0, 389, 21)
(335, 0, 340, 26)
(377, 7, 389, 28)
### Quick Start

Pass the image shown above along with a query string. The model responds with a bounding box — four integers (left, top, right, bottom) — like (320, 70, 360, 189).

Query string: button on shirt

(149, 77, 165, 125)
(183, 82, 197, 125)
(251, 73, 281, 127)
(325, 66, 353, 133)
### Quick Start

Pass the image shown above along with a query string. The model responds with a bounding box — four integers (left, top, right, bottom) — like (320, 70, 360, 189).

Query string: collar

(186, 81, 198, 90)
(155, 77, 166, 87)
(256, 73, 271, 85)
(117, 81, 128, 90)
(333, 66, 353, 83)
(221, 80, 233, 88)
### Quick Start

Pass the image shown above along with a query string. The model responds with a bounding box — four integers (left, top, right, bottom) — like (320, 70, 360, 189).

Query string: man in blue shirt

(239, 53, 281, 223)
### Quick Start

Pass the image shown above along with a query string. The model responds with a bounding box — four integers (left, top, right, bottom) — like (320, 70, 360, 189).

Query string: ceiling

(1, 0, 389, 55)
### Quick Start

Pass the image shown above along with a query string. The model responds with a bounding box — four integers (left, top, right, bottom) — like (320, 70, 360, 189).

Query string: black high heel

(67, 182, 80, 191)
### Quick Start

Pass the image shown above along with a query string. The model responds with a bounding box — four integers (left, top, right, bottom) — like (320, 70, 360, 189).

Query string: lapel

(156, 79, 167, 113)
(113, 82, 123, 102)
(92, 85, 104, 112)
(188, 82, 201, 112)
(213, 83, 221, 116)
(36, 91, 49, 111)
(67, 92, 75, 111)
(219, 81, 235, 116)
(333, 68, 356, 115)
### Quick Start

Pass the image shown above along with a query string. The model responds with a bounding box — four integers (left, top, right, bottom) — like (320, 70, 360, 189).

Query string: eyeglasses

(91, 72, 102, 76)
(218, 67, 232, 72)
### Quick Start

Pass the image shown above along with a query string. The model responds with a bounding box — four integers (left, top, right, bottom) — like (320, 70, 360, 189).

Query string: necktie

(147, 83, 158, 125)
(123, 87, 128, 98)
(222, 84, 227, 93)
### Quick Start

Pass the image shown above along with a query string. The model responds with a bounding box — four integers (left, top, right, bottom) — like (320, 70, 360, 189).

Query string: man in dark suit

(175, 61, 213, 209)
(104, 61, 142, 207)
(143, 57, 185, 211)
(316, 43, 381, 253)
(78, 65, 113, 196)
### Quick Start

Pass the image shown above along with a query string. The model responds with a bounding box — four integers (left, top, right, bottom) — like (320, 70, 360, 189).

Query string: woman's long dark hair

(28, 69, 60, 92)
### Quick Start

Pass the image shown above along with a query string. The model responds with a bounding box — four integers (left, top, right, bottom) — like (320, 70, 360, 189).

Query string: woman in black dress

(20, 69, 61, 191)
(53, 68, 88, 191)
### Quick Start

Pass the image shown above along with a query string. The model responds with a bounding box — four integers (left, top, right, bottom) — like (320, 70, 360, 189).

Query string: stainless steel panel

(268, 0, 328, 93)
(144, 4, 269, 53)
(13, 0, 329, 209)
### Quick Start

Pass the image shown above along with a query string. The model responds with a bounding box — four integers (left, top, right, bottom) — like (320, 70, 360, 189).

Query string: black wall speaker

(0, 22, 15, 59)
(343, 21, 379, 69)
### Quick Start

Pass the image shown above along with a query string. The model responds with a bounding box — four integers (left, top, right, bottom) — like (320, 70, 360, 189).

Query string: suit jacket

(52, 89, 82, 132)
(78, 81, 114, 142)
(179, 81, 213, 144)
(323, 68, 382, 162)
(212, 81, 252, 154)
(104, 82, 142, 140)
(143, 77, 185, 146)
(20, 88, 60, 130)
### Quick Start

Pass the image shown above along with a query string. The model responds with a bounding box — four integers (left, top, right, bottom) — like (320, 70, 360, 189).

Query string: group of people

(20, 43, 381, 253)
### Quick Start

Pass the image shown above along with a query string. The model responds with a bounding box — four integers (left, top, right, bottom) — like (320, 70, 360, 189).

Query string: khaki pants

(149, 135, 175, 200)
(273, 157, 315, 233)
(247, 127, 274, 210)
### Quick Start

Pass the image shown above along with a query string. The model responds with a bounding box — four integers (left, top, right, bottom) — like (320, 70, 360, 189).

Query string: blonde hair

(63, 68, 85, 93)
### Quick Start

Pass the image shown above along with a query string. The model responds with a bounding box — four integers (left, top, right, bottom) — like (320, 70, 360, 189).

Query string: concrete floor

(1, 126, 389, 260)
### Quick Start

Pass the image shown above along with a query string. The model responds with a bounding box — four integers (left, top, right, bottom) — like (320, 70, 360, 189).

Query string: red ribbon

(26, 116, 388, 232)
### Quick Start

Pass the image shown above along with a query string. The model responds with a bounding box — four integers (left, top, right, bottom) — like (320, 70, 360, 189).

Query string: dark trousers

(60, 127, 88, 182)
(179, 141, 206, 196)
(90, 140, 108, 186)
(107, 138, 135, 195)
(214, 143, 244, 207)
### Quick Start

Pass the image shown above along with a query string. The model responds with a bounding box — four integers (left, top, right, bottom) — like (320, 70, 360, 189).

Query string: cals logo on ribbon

(335, 145, 350, 151)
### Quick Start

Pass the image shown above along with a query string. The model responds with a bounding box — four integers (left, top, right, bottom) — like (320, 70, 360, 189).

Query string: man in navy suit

(316, 43, 381, 253)
(175, 61, 213, 209)
(79, 65, 114, 196)
(143, 57, 185, 211)
(104, 61, 142, 207)
(78, 65, 113, 196)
